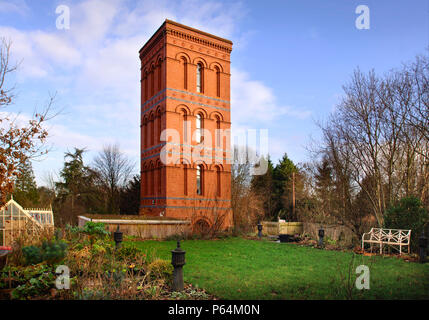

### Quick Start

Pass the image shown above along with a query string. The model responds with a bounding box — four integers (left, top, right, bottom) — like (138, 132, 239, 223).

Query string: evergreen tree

(251, 155, 276, 220)
(55, 148, 103, 224)
(314, 156, 334, 216)
(273, 153, 297, 220)
(13, 159, 39, 207)
(119, 175, 141, 215)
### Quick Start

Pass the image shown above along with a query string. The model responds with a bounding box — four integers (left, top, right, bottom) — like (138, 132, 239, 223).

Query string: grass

(126, 237, 429, 300)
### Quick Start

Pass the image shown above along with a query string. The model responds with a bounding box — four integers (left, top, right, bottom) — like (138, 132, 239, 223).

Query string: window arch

(144, 71, 148, 100)
(215, 115, 221, 147)
(144, 168, 148, 195)
(150, 165, 155, 195)
(196, 63, 203, 93)
(216, 166, 221, 197)
(143, 118, 148, 148)
(183, 111, 188, 143)
(196, 165, 203, 195)
(196, 113, 203, 143)
(157, 61, 162, 91)
(150, 67, 155, 97)
(157, 110, 162, 144)
(150, 115, 155, 146)
(142, 166, 147, 195)
(158, 165, 162, 194)
(214, 66, 220, 97)
(183, 164, 188, 196)
(181, 57, 188, 90)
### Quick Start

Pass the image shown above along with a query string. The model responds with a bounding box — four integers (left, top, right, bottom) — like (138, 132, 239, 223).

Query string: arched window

(151, 167, 155, 195)
(183, 164, 188, 196)
(158, 61, 162, 91)
(196, 113, 203, 143)
(183, 111, 188, 143)
(143, 169, 147, 195)
(181, 57, 187, 90)
(144, 72, 148, 100)
(151, 117, 155, 145)
(158, 166, 162, 194)
(215, 115, 221, 147)
(215, 66, 220, 97)
(216, 166, 221, 197)
(196, 63, 203, 93)
(151, 68, 155, 96)
(196, 165, 203, 195)
(143, 119, 148, 148)
(157, 111, 162, 144)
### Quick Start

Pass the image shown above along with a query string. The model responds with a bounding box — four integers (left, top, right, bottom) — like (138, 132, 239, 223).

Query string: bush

(116, 245, 144, 261)
(384, 197, 428, 252)
(67, 222, 110, 237)
(1, 264, 55, 299)
(22, 240, 68, 265)
(21, 246, 43, 265)
(81, 221, 110, 237)
(147, 259, 173, 281)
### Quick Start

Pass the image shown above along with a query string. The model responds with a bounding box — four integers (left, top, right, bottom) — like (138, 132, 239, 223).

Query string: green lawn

(127, 237, 429, 300)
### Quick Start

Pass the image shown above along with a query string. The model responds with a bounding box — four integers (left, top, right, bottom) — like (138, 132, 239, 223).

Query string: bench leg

(399, 244, 402, 255)
(380, 243, 382, 254)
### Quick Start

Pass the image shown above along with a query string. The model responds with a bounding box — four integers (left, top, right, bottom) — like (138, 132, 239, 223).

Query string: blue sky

(0, 0, 428, 185)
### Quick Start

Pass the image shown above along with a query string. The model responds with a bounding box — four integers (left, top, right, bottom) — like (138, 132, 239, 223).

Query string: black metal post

(257, 222, 263, 239)
(418, 232, 427, 263)
(171, 240, 186, 291)
(114, 225, 123, 250)
(318, 226, 325, 248)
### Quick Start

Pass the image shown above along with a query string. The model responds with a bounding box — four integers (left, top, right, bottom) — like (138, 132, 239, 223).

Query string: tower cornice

(139, 19, 232, 60)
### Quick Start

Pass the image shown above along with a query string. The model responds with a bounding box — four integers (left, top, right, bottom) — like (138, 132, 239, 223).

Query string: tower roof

(139, 19, 233, 55)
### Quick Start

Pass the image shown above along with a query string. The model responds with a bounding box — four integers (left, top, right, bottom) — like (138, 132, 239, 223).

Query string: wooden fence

(78, 216, 191, 239)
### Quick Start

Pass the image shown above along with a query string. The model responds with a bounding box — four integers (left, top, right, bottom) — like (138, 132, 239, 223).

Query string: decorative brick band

(140, 205, 231, 210)
(141, 87, 230, 109)
(141, 142, 231, 155)
(141, 151, 232, 162)
(142, 196, 231, 202)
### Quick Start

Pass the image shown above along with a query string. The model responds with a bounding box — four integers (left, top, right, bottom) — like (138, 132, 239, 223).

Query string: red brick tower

(139, 20, 233, 231)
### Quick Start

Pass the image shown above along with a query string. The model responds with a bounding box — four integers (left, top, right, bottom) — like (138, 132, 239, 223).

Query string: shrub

(67, 222, 110, 237)
(116, 245, 144, 261)
(22, 240, 68, 265)
(384, 197, 428, 252)
(1, 264, 55, 299)
(21, 246, 43, 265)
(147, 259, 173, 281)
(81, 221, 110, 237)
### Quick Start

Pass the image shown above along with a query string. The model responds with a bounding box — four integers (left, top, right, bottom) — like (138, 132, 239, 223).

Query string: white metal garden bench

(361, 228, 411, 255)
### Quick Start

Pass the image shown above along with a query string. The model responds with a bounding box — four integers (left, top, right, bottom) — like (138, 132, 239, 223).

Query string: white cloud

(231, 68, 312, 127)
(0, 0, 29, 15)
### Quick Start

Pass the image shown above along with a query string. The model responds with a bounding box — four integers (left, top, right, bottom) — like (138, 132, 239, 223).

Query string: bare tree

(92, 144, 135, 213)
(316, 53, 429, 230)
(231, 145, 264, 233)
(0, 38, 55, 206)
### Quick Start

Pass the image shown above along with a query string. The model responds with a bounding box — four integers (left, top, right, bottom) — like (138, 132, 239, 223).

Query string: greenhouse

(0, 198, 54, 246)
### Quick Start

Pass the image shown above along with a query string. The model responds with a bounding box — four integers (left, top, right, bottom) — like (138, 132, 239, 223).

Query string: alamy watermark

(56, 5, 70, 30)
(55, 265, 70, 290)
(355, 265, 370, 290)
(355, 5, 370, 30)
(157, 127, 269, 175)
